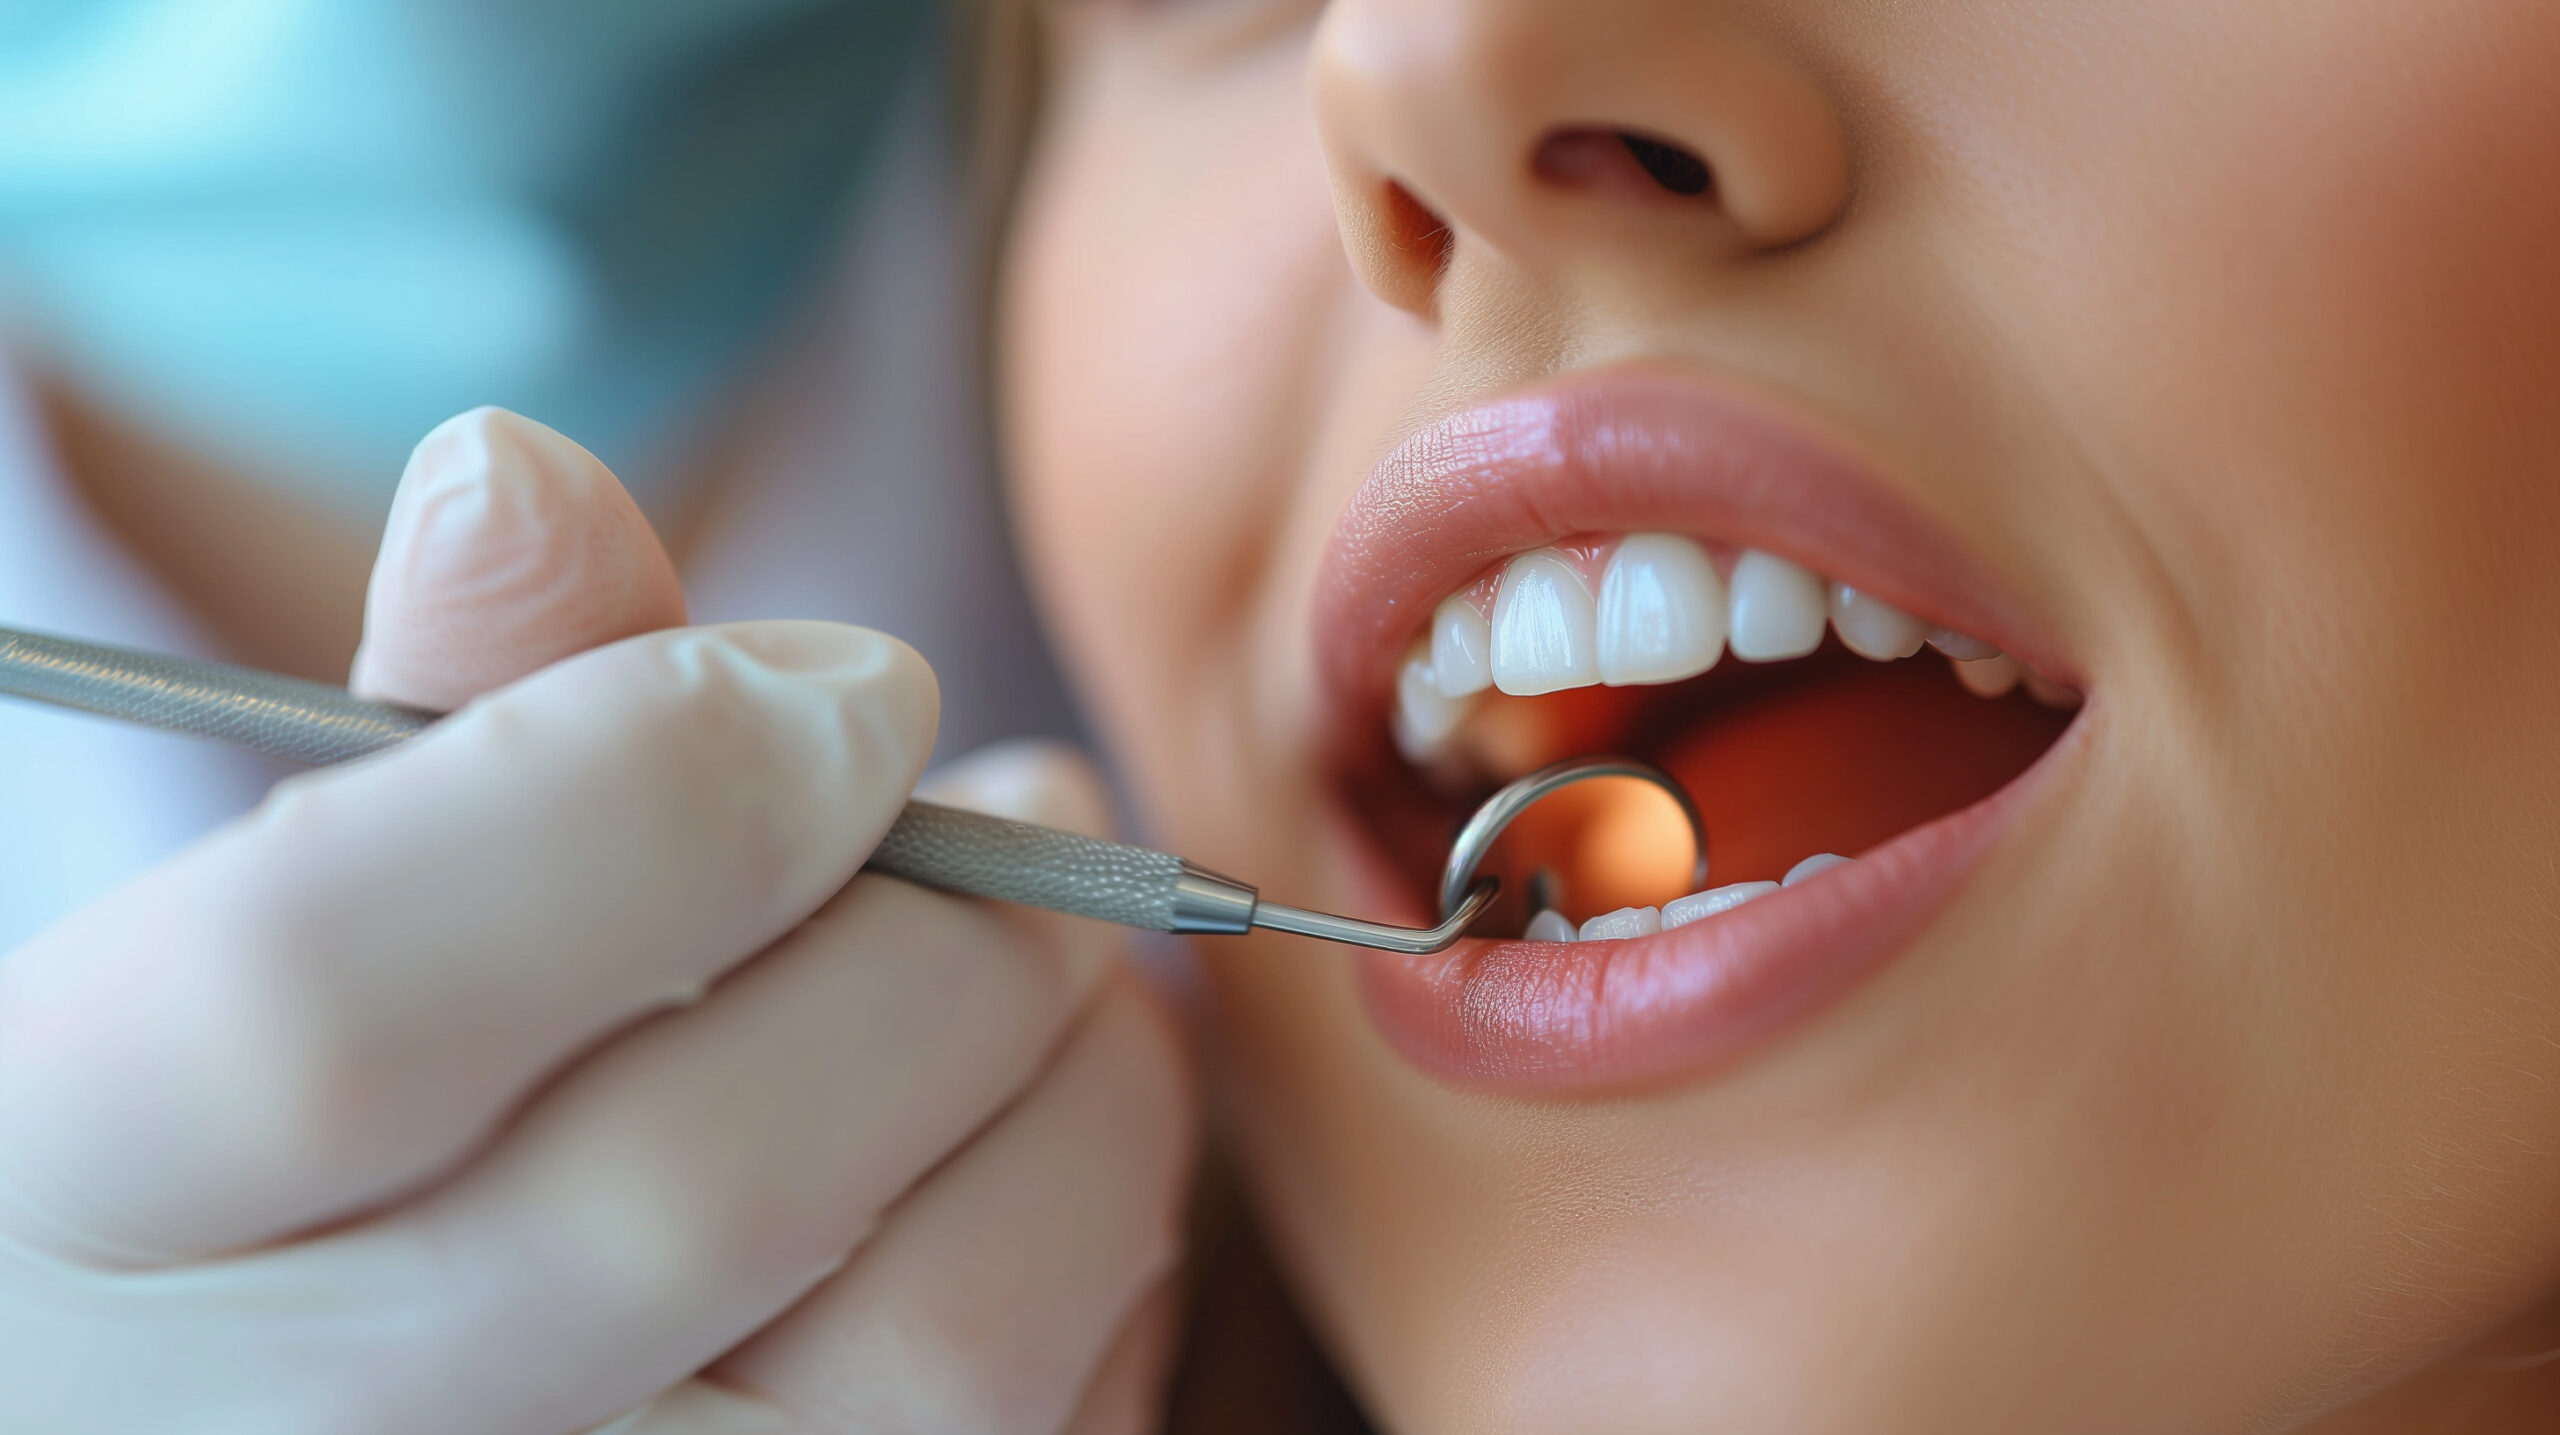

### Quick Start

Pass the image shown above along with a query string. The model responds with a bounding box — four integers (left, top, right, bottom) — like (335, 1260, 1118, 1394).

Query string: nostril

(1617, 133, 1711, 197)
(1533, 127, 1715, 201)
(1381, 179, 1455, 277)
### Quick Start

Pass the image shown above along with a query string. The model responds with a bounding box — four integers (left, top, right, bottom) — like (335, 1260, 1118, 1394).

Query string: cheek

(1001, 63, 1349, 746)
(1927, 0, 2560, 1353)
(1896, 0, 2560, 889)
(2159, 4, 2560, 641)
(1924, 0, 2560, 676)
(2122, 6, 2560, 909)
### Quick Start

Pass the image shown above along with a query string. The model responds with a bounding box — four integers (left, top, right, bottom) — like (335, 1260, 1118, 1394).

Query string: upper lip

(1312, 363, 2072, 760)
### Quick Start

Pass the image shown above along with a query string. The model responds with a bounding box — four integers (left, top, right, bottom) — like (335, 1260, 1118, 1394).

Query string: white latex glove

(0, 409, 1194, 1435)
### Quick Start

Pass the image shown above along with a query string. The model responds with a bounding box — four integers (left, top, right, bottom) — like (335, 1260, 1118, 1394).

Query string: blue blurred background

(0, 0, 1079, 947)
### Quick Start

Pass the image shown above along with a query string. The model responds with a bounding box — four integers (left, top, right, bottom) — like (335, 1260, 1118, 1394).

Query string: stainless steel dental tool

(0, 624, 1706, 954)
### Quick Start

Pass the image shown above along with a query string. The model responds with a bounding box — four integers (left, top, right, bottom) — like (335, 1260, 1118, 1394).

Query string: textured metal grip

(868, 801, 1186, 931)
(0, 627, 433, 765)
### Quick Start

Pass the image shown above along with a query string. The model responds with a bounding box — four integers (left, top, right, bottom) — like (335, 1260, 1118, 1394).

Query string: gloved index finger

(0, 620, 937, 1266)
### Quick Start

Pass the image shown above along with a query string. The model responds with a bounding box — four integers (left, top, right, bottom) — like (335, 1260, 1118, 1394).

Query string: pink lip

(1353, 737, 2072, 1093)
(1315, 366, 2070, 755)
(1316, 365, 2079, 1093)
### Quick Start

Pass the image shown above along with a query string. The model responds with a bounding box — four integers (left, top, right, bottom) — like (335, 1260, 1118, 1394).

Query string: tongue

(1656, 657, 2069, 887)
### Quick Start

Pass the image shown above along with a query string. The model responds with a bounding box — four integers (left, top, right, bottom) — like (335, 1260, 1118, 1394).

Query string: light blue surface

(0, 0, 926, 512)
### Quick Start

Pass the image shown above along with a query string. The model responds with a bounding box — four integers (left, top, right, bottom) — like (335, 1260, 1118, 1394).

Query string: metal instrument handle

(0, 625, 1286, 939)
(0, 626, 432, 765)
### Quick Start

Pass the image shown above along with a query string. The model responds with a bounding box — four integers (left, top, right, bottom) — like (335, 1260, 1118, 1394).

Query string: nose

(1312, 0, 1851, 315)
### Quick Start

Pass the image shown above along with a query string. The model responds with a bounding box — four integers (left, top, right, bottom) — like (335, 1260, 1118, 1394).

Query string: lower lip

(1351, 722, 2081, 1095)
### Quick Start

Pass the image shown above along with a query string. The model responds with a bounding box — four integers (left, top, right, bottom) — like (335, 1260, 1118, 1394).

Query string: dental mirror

(1437, 756, 1708, 931)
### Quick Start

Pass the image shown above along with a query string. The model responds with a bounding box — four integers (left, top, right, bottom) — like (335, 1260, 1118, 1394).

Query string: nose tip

(1313, 0, 1850, 316)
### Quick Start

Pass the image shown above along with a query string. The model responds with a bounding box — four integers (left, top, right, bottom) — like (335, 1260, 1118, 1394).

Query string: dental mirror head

(1237, 754, 1705, 953)
(1435, 755, 1709, 924)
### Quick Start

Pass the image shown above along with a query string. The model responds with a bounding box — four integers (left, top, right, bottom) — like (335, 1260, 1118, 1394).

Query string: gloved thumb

(348, 407, 688, 710)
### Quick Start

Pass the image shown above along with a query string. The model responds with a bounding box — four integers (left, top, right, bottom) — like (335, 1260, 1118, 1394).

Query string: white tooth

(1393, 645, 1471, 760)
(1578, 905, 1663, 942)
(1662, 881, 1780, 928)
(1490, 548, 1600, 695)
(1596, 533, 1725, 685)
(2021, 671, 2081, 710)
(1431, 592, 1494, 697)
(1726, 550, 1827, 661)
(1523, 908, 1578, 943)
(1928, 628, 2000, 662)
(1828, 584, 1927, 661)
(1954, 653, 2022, 698)
(1783, 852, 1853, 886)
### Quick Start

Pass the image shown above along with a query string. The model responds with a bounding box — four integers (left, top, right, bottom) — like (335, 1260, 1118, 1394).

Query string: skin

(1000, 0, 2560, 1430)
(40, 381, 377, 681)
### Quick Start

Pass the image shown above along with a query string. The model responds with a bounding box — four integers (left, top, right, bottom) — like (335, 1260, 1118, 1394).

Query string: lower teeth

(1523, 908, 1580, 942)
(1525, 853, 1855, 941)
(1663, 881, 1778, 929)
(1579, 905, 1664, 942)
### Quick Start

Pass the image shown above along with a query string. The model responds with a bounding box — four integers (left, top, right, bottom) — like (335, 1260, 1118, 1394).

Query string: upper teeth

(1431, 588, 1494, 698)
(1725, 549, 1827, 661)
(1392, 647, 1471, 762)
(1397, 533, 2076, 763)
(1595, 533, 1726, 685)
(1488, 550, 1599, 695)
(1952, 652, 2022, 698)
(1828, 583, 1929, 660)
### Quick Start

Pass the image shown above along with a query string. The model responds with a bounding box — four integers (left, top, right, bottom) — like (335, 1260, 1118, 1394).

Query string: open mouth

(1313, 367, 2086, 1093)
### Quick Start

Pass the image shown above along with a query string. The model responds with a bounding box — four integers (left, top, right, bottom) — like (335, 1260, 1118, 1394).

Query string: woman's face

(1001, 0, 2560, 1427)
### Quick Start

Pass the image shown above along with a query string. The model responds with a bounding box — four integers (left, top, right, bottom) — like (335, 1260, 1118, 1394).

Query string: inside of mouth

(1365, 634, 2075, 940)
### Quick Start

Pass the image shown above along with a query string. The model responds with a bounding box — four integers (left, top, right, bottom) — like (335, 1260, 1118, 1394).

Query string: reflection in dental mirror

(1473, 773, 1701, 934)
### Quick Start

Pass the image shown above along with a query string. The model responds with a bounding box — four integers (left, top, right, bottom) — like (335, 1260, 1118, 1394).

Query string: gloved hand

(0, 409, 1195, 1435)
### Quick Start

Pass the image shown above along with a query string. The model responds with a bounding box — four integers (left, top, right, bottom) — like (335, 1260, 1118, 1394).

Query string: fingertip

(351, 408, 687, 709)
